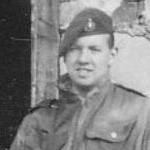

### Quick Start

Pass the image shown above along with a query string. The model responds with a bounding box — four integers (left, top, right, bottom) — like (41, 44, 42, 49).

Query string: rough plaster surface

(144, 0, 150, 19)
(111, 33, 150, 96)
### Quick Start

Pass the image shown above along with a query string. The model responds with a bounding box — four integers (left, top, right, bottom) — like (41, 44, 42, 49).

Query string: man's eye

(70, 46, 80, 51)
(90, 48, 101, 52)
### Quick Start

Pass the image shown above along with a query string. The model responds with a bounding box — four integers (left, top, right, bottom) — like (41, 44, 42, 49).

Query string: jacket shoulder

(114, 83, 147, 99)
(29, 99, 60, 113)
(112, 83, 150, 114)
(10, 100, 59, 150)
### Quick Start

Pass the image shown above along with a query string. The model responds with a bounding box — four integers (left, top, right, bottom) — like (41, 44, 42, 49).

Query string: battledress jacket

(10, 76, 150, 150)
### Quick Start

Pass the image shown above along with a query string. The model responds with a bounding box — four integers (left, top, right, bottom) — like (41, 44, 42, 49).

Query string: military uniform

(10, 8, 150, 150)
(10, 74, 150, 150)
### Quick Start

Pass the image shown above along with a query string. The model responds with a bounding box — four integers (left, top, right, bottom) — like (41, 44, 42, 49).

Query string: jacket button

(51, 104, 58, 108)
(111, 132, 117, 138)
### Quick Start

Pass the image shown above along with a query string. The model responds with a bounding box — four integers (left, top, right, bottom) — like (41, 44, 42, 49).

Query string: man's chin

(74, 79, 95, 87)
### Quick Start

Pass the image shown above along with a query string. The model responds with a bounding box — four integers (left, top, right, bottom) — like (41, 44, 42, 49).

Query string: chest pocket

(86, 117, 135, 143)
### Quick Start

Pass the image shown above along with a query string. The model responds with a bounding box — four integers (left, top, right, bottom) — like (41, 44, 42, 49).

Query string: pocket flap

(86, 119, 134, 142)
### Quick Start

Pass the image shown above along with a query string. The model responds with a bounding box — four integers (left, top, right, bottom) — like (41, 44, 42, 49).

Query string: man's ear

(111, 47, 118, 57)
(62, 55, 66, 63)
(108, 47, 118, 66)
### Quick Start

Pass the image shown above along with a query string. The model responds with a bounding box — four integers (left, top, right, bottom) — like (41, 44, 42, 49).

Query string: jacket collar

(58, 74, 112, 105)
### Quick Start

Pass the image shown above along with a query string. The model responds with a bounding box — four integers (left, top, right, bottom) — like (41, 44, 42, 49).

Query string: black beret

(60, 8, 114, 56)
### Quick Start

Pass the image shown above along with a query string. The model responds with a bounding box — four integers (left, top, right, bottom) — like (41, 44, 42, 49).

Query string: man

(10, 8, 150, 150)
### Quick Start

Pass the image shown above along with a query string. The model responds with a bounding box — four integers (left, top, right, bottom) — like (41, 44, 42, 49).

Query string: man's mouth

(76, 68, 93, 77)
(76, 67, 93, 72)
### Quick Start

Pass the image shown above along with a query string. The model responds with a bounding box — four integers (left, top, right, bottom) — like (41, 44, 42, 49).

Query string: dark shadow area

(0, 0, 31, 149)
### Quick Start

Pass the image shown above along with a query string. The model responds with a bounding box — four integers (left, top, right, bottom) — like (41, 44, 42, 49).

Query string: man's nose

(78, 49, 90, 63)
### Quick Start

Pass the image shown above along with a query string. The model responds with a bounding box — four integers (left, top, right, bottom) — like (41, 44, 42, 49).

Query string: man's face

(64, 34, 114, 87)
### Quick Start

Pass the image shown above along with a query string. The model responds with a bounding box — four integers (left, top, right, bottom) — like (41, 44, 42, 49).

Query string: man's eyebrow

(71, 44, 81, 49)
(89, 45, 101, 49)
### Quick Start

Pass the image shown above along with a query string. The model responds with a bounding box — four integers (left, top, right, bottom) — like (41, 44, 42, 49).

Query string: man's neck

(72, 84, 95, 98)
(72, 75, 110, 103)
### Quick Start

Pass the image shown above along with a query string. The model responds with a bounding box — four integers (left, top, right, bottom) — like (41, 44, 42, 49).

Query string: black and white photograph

(1, 0, 150, 150)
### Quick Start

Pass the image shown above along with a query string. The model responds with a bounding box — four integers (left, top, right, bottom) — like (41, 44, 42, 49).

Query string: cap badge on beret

(84, 18, 96, 32)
